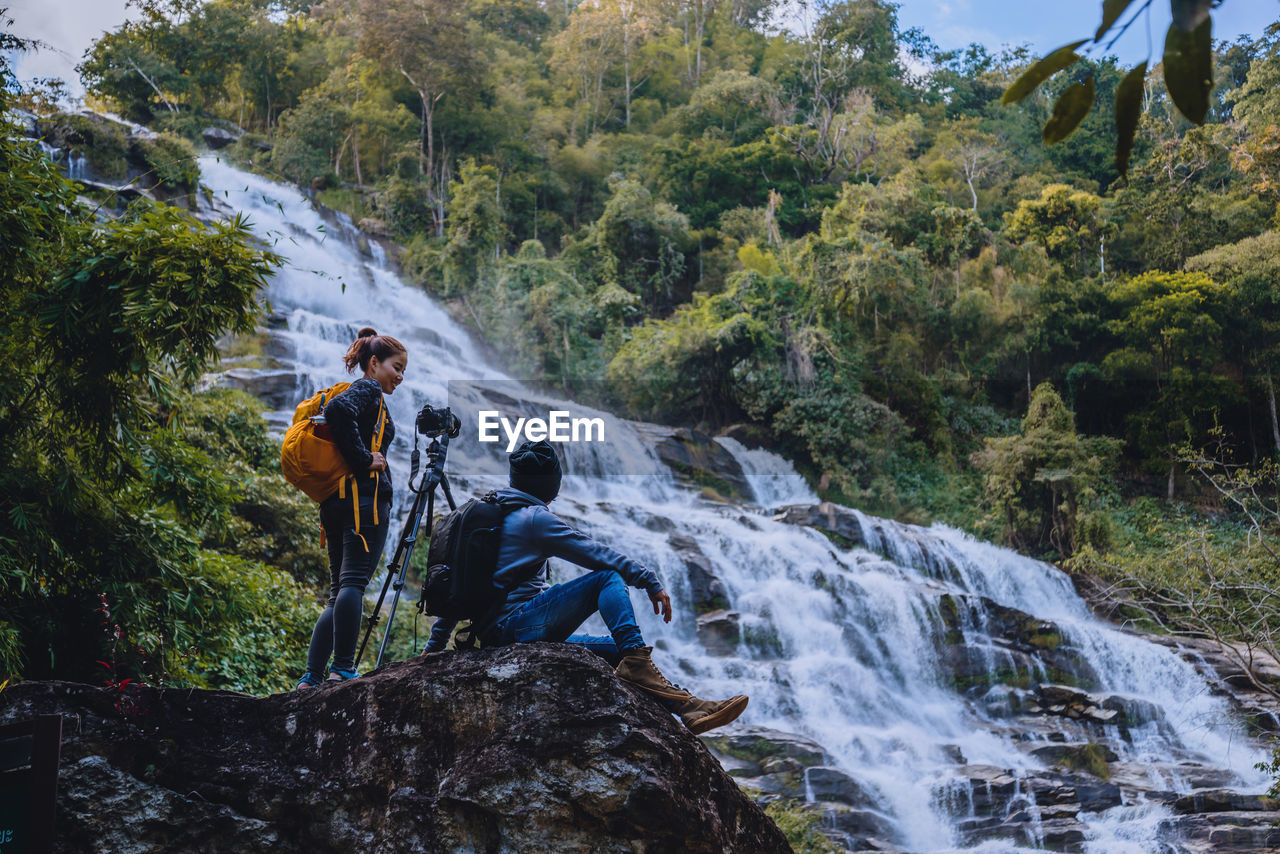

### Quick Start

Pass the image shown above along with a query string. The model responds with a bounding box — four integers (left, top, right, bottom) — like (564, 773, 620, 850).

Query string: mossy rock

(43, 112, 131, 181)
(1030, 742, 1115, 781)
(135, 132, 199, 192)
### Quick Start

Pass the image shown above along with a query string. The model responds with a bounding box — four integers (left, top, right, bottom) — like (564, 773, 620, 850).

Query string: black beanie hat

(509, 439, 562, 503)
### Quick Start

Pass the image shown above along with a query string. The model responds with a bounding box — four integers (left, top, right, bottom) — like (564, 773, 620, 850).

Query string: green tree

(569, 178, 692, 315)
(1101, 270, 1239, 493)
(1004, 183, 1113, 277)
(974, 383, 1120, 557)
(357, 0, 481, 232)
(0, 83, 314, 691)
(441, 159, 507, 293)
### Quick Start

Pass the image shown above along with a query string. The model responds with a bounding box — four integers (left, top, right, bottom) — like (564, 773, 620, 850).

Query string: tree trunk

(127, 57, 177, 113)
(1268, 370, 1280, 455)
(335, 131, 351, 177)
(417, 91, 429, 177)
(353, 129, 363, 188)
(1168, 462, 1176, 501)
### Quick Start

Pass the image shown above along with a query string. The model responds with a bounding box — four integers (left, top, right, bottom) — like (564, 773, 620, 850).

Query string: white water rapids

(197, 155, 1269, 852)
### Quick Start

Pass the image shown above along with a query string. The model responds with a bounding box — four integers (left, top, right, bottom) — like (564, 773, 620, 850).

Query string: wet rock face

(695, 610, 740, 657)
(935, 593, 1104, 702)
(201, 127, 239, 149)
(772, 502, 866, 551)
(216, 367, 301, 410)
(639, 426, 750, 502)
(702, 726, 902, 851)
(0, 645, 789, 854)
(668, 534, 729, 614)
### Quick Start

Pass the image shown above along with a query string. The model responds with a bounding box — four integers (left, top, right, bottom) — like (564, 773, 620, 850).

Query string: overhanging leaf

(1163, 18, 1212, 125)
(1170, 0, 1212, 32)
(1115, 61, 1148, 178)
(1096, 0, 1139, 42)
(1043, 75, 1095, 144)
(1002, 40, 1088, 105)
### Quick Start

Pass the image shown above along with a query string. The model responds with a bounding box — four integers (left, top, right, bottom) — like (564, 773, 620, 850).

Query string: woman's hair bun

(357, 326, 378, 338)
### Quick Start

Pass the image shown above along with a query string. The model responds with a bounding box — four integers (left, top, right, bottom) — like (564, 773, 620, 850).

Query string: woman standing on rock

(297, 327, 407, 687)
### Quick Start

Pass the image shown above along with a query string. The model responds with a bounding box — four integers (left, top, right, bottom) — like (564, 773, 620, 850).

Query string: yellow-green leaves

(1115, 61, 1148, 178)
(1096, 0, 1140, 42)
(1163, 16, 1213, 126)
(1004, 2, 1221, 153)
(1044, 76, 1095, 144)
(1002, 40, 1088, 105)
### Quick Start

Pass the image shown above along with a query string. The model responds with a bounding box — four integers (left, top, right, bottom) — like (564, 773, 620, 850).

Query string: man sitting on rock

(423, 439, 748, 735)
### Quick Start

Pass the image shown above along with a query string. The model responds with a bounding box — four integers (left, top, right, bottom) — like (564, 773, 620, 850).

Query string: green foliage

(608, 273, 770, 423)
(69, 0, 1280, 551)
(582, 178, 692, 313)
(271, 87, 346, 186)
(974, 383, 1121, 558)
(442, 160, 507, 294)
(998, 1, 1222, 175)
(1003, 184, 1111, 276)
(137, 132, 199, 191)
(0, 89, 319, 694)
(763, 799, 839, 854)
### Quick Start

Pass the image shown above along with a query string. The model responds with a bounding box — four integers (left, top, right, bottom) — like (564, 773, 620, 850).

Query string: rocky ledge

(0, 644, 790, 854)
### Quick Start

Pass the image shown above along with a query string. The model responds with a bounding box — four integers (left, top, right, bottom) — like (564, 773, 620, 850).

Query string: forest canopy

(64, 0, 1280, 536)
(6, 0, 1280, 686)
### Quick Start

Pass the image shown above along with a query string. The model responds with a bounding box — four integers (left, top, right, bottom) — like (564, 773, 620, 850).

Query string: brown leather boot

(614, 646, 694, 702)
(673, 694, 750, 734)
(614, 647, 750, 733)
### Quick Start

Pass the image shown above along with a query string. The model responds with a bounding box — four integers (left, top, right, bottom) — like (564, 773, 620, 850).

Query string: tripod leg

(375, 488, 434, 668)
(355, 484, 428, 670)
(439, 474, 458, 512)
(355, 565, 395, 670)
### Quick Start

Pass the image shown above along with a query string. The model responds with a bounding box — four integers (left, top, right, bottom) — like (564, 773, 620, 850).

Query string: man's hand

(650, 589, 672, 623)
(369, 451, 387, 472)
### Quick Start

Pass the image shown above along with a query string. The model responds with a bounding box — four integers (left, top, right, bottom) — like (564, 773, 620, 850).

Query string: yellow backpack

(280, 381, 387, 551)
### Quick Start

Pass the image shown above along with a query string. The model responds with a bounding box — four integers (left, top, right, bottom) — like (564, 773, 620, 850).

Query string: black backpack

(417, 490, 536, 624)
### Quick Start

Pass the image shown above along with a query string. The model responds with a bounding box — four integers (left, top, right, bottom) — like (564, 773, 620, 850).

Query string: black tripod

(354, 430, 457, 670)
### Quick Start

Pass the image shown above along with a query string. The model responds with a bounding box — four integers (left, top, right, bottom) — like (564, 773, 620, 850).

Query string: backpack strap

(337, 395, 388, 553)
(468, 491, 544, 639)
(369, 395, 386, 529)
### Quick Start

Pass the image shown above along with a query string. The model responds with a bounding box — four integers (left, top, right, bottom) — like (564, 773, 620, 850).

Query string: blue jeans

(495, 571, 646, 667)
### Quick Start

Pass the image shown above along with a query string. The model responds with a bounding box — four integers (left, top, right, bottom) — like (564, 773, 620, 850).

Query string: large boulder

(638, 425, 750, 502)
(1, 644, 790, 854)
(201, 127, 239, 149)
(772, 502, 866, 551)
(216, 367, 301, 410)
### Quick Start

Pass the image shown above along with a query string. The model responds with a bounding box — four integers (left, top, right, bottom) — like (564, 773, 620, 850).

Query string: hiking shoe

(614, 646, 694, 703)
(296, 671, 324, 690)
(674, 694, 750, 735)
(326, 668, 359, 682)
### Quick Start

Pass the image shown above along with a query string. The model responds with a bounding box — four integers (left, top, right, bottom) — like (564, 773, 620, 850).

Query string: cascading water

(67, 151, 89, 181)
(196, 155, 1271, 852)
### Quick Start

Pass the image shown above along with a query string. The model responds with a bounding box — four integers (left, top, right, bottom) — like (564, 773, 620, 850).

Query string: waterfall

(196, 155, 1271, 852)
(714, 435, 818, 507)
(67, 151, 89, 181)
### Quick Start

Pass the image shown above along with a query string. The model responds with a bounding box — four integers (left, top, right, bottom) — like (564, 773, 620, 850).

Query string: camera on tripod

(416, 404, 461, 438)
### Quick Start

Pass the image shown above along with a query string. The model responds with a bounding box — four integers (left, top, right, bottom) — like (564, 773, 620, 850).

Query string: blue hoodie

(424, 487, 663, 651)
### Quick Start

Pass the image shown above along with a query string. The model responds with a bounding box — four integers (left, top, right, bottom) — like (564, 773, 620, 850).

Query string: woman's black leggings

(306, 494, 391, 674)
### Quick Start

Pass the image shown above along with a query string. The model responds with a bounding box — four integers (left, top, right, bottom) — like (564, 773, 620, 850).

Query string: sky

(893, 0, 1280, 66)
(6, 0, 1280, 99)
